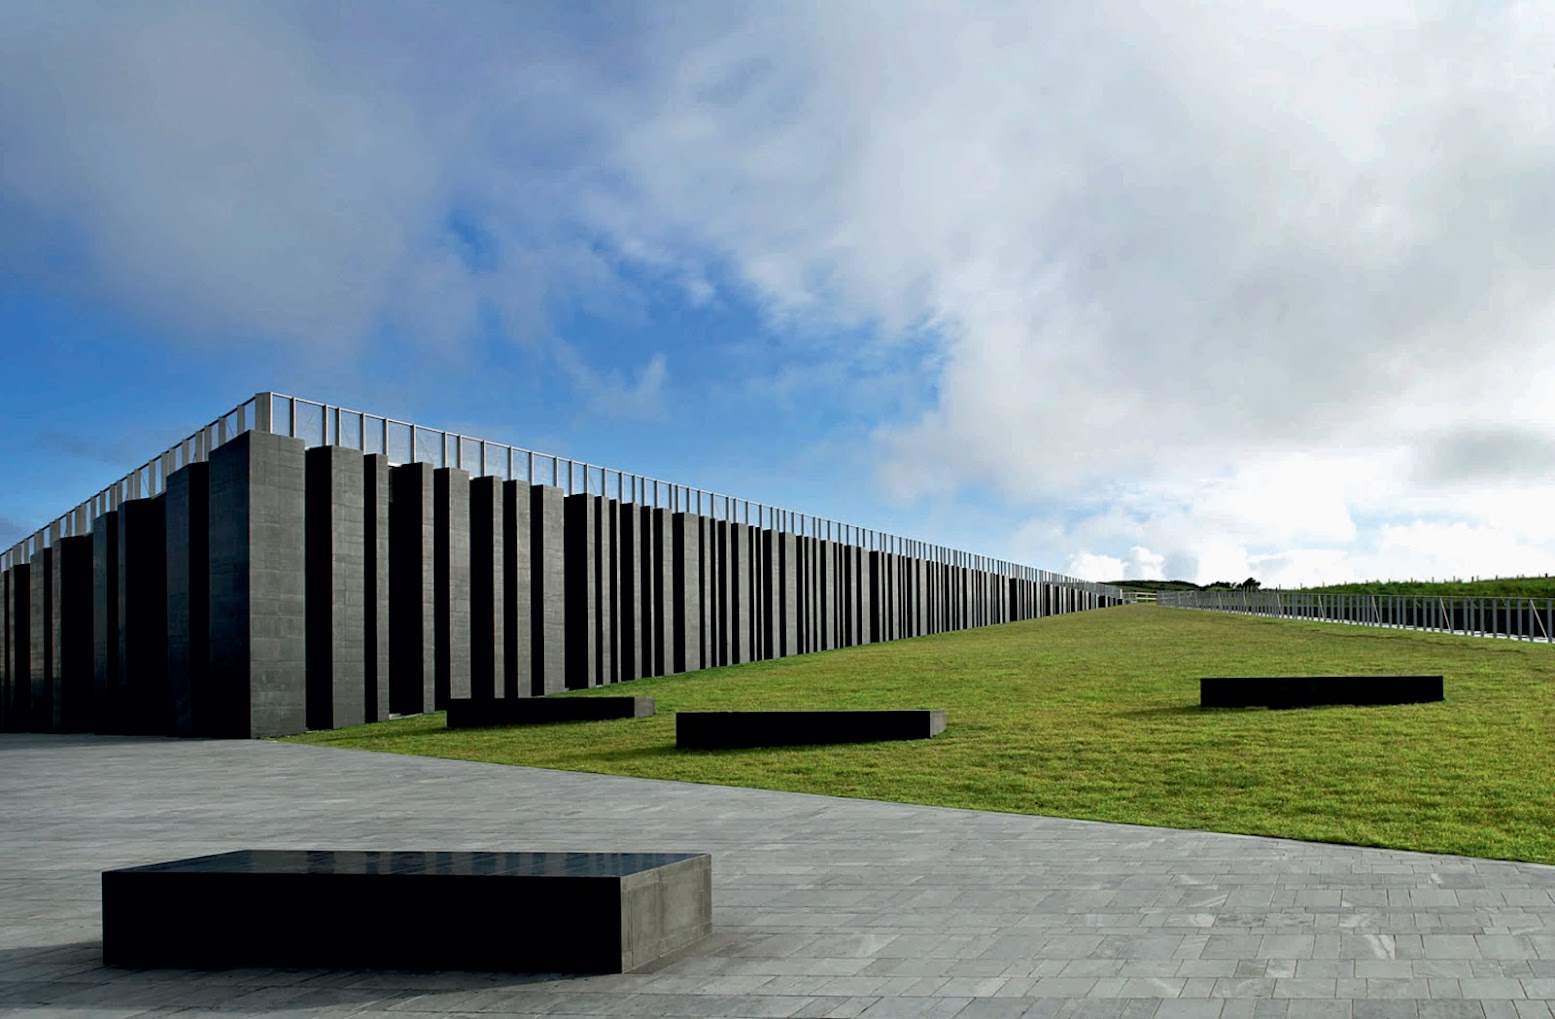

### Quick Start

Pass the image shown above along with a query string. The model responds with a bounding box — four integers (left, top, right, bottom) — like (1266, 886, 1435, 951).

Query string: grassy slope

(285, 606, 1555, 864)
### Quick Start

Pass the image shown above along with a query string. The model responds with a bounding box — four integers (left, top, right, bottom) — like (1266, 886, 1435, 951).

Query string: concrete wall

(1, 418, 1123, 740)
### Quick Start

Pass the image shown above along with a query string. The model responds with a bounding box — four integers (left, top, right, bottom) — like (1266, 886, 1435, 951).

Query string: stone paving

(2, 733, 1553, 1018)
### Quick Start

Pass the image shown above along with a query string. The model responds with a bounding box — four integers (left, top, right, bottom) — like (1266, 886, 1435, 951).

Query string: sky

(2, 0, 1553, 587)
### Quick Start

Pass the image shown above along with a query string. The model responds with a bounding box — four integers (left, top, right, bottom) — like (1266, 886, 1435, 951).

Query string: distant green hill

(1289, 576, 1555, 599)
(1106, 579, 1201, 592)
(1109, 575, 1555, 600)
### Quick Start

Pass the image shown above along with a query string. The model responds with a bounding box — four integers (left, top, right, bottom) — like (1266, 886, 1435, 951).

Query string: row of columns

(0, 430, 1119, 738)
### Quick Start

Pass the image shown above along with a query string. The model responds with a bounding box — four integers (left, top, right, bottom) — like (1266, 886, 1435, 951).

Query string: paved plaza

(2, 733, 1553, 1018)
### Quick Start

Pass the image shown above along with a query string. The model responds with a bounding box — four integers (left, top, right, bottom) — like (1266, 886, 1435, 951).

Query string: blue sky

(3, 1, 1554, 586)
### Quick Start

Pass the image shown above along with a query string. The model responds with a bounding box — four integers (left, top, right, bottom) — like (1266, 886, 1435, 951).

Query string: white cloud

(5, 2, 1555, 582)
(555, 347, 669, 421)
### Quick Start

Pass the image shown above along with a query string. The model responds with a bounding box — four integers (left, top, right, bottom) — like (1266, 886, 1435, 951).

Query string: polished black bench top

(112, 849, 704, 879)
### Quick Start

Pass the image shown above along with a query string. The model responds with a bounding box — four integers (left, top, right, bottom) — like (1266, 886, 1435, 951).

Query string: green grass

(283, 606, 1555, 864)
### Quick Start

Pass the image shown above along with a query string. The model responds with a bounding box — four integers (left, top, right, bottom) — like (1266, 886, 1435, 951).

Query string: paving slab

(2, 733, 1553, 1017)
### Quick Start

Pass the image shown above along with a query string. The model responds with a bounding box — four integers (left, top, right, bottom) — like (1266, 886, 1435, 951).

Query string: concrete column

(389, 462, 435, 715)
(469, 476, 505, 702)
(795, 535, 812, 655)
(433, 468, 471, 709)
(208, 430, 307, 739)
(672, 512, 702, 673)
(364, 455, 391, 722)
(92, 512, 119, 732)
(602, 498, 619, 685)
(502, 479, 532, 699)
(305, 446, 368, 731)
(529, 484, 567, 694)
(118, 496, 168, 735)
(564, 493, 597, 690)
(5, 564, 29, 731)
(51, 535, 93, 731)
(731, 522, 752, 664)
(165, 462, 210, 736)
(773, 531, 794, 657)
(29, 549, 53, 732)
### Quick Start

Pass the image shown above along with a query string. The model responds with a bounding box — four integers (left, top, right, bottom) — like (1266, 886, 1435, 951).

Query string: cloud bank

(4, 0, 1553, 584)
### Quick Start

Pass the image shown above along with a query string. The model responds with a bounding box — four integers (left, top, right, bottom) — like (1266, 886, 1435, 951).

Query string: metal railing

(3, 397, 264, 572)
(1158, 588, 1555, 643)
(2, 392, 1124, 601)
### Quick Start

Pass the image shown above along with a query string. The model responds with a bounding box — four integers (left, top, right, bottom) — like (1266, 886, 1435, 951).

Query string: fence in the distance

(1157, 588, 1555, 644)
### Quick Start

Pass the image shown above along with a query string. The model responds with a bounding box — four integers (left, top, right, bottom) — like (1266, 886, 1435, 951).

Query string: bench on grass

(1200, 675, 1444, 709)
(446, 694, 655, 728)
(676, 709, 947, 749)
(102, 849, 711, 973)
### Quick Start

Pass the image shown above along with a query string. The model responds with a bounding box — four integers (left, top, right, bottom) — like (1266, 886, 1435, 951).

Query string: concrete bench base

(1200, 676, 1444, 710)
(446, 695, 655, 729)
(102, 849, 711, 973)
(677, 709, 947, 749)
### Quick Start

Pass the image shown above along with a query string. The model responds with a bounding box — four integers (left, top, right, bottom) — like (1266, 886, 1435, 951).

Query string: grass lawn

(283, 606, 1555, 864)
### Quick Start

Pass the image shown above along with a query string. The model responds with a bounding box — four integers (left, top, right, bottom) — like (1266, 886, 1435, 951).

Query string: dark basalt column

(530, 484, 567, 695)
(363, 455, 390, 722)
(305, 446, 367, 731)
(51, 535, 94, 732)
(564, 493, 598, 689)
(29, 548, 53, 732)
(857, 545, 873, 645)
(468, 476, 505, 702)
(433, 468, 471, 709)
(389, 462, 435, 715)
(4, 564, 29, 732)
(618, 501, 643, 681)
(92, 512, 119, 733)
(502, 479, 532, 699)
(208, 431, 307, 738)
(165, 463, 210, 736)
(651, 506, 673, 676)
(731, 522, 752, 664)
(119, 496, 168, 735)
(710, 518, 730, 668)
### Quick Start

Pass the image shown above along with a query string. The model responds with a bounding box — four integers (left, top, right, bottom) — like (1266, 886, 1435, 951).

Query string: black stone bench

(102, 849, 711, 973)
(1200, 675, 1444, 710)
(446, 695, 654, 729)
(677, 709, 947, 749)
